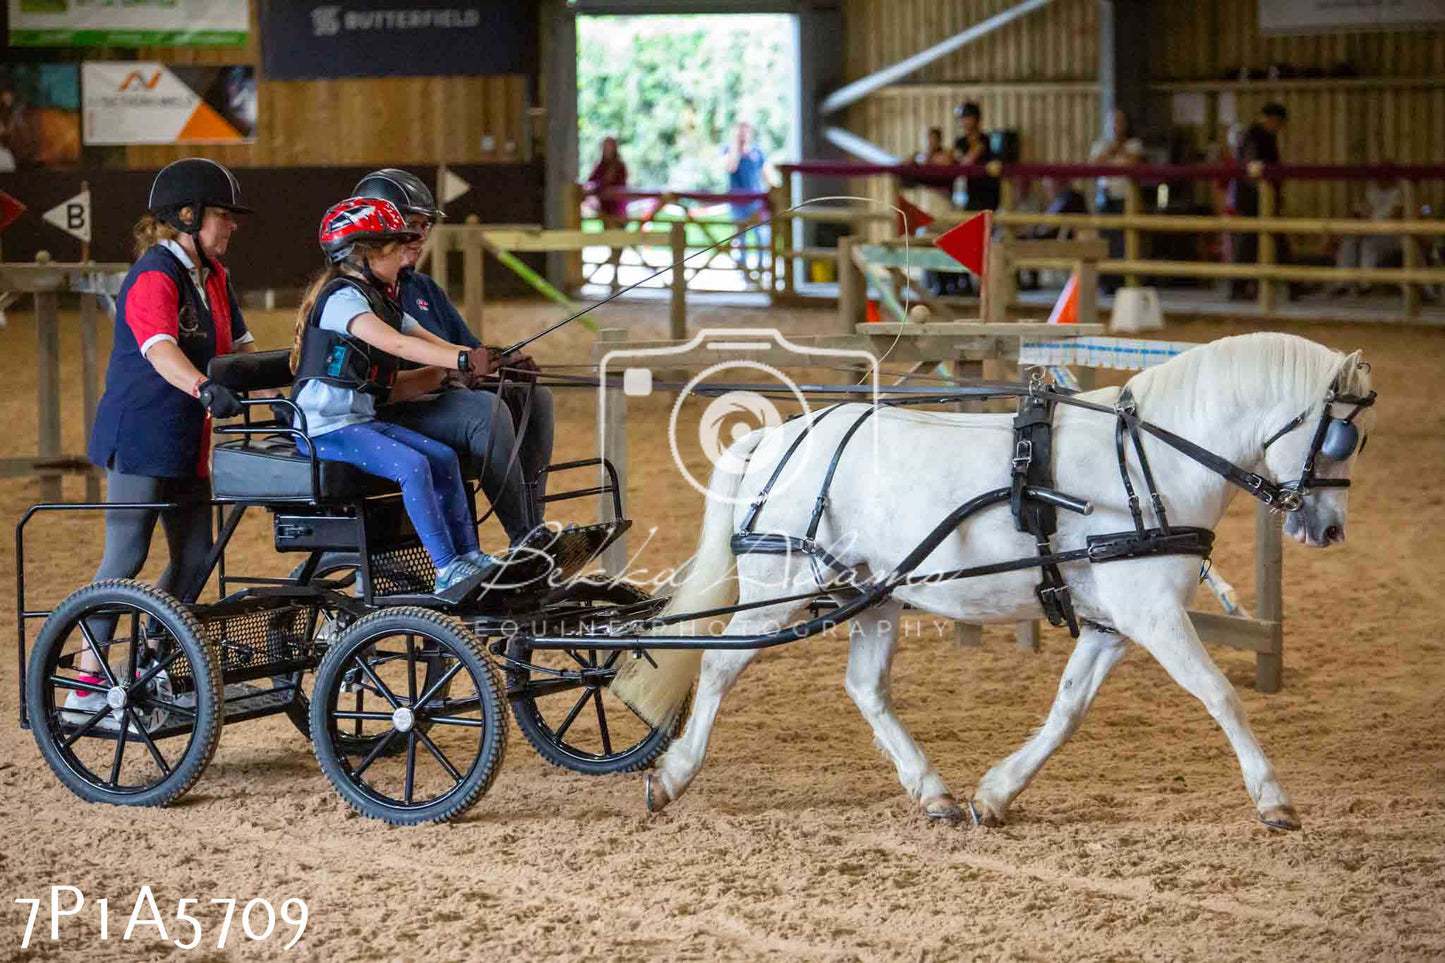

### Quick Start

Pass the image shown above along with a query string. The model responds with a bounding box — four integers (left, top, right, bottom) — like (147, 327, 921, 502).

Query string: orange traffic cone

(1046, 270, 1080, 325)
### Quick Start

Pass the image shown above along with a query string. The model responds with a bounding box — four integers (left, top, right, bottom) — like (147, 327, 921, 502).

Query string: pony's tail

(606, 429, 765, 726)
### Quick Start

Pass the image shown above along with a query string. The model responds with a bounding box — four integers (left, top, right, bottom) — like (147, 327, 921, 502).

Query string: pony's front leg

(971, 624, 1128, 826)
(1117, 605, 1299, 830)
(843, 602, 961, 822)
(645, 608, 787, 813)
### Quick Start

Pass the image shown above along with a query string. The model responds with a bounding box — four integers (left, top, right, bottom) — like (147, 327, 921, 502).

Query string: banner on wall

(260, 1, 532, 79)
(8, 0, 249, 47)
(0, 64, 82, 169)
(1259, 0, 1445, 33)
(82, 63, 256, 145)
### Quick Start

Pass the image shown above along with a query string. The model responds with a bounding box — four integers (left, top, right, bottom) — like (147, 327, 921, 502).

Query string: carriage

(17, 349, 679, 825)
(17, 334, 1376, 829)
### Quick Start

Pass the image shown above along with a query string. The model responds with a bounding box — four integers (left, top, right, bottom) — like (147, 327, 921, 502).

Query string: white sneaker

(62, 688, 129, 732)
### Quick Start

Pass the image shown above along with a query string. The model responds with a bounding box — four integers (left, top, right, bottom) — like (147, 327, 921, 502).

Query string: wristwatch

(457, 349, 471, 373)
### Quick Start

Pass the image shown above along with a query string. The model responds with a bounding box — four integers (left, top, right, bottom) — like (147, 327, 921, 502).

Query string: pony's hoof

(968, 797, 1006, 828)
(645, 773, 672, 814)
(1259, 805, 1301, 831)
(923, 794, 963, 824)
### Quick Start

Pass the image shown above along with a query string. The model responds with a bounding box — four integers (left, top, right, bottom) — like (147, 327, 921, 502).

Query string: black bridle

(1260, 369, 1376, 513)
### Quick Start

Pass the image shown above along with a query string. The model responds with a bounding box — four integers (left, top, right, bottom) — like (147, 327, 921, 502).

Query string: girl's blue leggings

(305, 421, 479, 569)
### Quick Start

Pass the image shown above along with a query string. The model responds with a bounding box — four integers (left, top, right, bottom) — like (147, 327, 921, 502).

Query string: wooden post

(34, 253, 61, 502)
(669, 221, 687, 340)
(431, 226, 451, 299)
(1256, 180, 1277, 314)
(1400, 178, 1420, 319)
(1123, 179, 1142, 288)
(1253, 503, 1284, 693)
(462, 216, 484, 342)
(563, 181, 584, 292)
(770, 184, 788, 296)
(1016, 620, 1041, 652)
(837, 236, 863, 334)
(1075, 256, 1099, 326)
(985, 239, 1010, 324)
(79, 291, 101, 502)
(597, 328, 629, 577)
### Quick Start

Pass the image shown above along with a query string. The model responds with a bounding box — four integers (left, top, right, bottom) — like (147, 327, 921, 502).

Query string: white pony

(609, 332, 1374, 830)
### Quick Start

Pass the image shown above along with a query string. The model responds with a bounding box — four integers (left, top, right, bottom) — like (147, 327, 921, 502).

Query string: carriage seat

(208, 349, 396, 502)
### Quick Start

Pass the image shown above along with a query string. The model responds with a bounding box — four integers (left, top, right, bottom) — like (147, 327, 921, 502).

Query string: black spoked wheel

(310, 608, 506, 825)
(25, 579, 223, 807)
(506, 578, 685, 776)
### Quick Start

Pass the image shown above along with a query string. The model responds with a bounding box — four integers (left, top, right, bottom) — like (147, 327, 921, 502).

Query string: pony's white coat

(628, 333, 1372, 828)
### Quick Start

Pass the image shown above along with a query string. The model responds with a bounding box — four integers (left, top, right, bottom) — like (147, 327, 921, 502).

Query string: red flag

(895, 195, 934, 236)
(934, 210, 991, 275)
(1046, 270, 1079, 325)
(0, 189, 26, 234)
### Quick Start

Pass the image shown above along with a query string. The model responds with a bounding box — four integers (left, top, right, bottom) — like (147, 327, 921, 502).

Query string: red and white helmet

(318, 196, 421, 264)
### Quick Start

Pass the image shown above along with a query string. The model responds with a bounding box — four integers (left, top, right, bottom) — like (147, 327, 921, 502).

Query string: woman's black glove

(197, 379, 243, 418)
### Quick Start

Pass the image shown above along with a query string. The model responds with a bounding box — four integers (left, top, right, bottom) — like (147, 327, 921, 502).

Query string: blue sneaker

(434, 558, 482, 595)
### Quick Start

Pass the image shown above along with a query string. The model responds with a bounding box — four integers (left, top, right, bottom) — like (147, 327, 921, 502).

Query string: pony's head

(1257, 349, 1375, 547)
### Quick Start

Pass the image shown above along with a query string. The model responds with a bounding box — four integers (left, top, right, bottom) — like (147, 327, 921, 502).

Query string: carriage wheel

(506, 578, 686, 776)
(280, 556, 451, 755)
(310, 607, 506, 825)
(25, 579, 223, 808)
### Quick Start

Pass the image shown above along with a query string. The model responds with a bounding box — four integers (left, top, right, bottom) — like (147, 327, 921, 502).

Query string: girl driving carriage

(289, 196, 506, 600)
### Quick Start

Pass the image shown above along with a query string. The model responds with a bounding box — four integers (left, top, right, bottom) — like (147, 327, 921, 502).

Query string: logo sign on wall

(1259, 0, 1445, 33)
(261, 2, 532, 79)
(8, 0, 248, 47)
(82, 63, 257, 145)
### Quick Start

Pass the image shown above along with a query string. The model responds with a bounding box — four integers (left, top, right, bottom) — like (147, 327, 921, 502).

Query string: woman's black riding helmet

(352, 168, 445, 224)
(148, 158, 252, 235)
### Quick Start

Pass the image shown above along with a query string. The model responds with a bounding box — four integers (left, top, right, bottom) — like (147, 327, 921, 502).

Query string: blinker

(1320, 418, 1360, 461)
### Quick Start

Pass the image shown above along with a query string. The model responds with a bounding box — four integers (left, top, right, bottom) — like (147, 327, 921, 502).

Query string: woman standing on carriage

(289, 195, 503, 600)
(67, 159, 256, 725)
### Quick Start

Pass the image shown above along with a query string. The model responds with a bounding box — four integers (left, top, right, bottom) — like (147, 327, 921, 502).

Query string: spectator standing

(1089, 107, 1143, 293)
(1228, 102, 1289, 300)
(724, 121, 770, 271)
(952, 102, 999, 212)
(1332, 169, 1404, 296)
(584, 136, 629, 291)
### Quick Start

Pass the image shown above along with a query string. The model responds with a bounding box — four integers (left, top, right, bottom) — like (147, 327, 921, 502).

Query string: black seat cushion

(212, 436, 397, 501)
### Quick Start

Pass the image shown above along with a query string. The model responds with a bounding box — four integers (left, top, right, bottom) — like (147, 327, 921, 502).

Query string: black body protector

(293, 276, 404, 399)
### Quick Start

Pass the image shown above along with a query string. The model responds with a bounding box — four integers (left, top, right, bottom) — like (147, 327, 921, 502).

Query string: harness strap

(1116, 388, 1172, 536)
(805, 406, 877, 542)
(738, 405, 843, 535)
(1114, 415, 1147, 537)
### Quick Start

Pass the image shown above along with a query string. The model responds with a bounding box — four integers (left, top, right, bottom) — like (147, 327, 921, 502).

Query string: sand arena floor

(0, 298, 1442, 961)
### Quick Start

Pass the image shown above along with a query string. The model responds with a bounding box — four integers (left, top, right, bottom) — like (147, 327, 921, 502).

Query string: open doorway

(575, 13, 799, 296)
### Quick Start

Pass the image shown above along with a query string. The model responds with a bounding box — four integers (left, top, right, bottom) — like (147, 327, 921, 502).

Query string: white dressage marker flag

(43, 189, 91, 244)
(439, 168, 471, 206)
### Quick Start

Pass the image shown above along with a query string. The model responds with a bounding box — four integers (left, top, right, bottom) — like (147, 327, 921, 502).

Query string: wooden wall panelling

(121, 0, 527, 168)
(842, 0, 1097, 84)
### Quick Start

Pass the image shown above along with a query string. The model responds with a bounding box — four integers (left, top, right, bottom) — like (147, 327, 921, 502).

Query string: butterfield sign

(82, 63, 257, 146)
(262, 1, 532, 79)
(7, 0, 247, 47)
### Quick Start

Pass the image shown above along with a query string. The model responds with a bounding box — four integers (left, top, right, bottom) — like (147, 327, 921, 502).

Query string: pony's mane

(1127, 332, 1370, 420)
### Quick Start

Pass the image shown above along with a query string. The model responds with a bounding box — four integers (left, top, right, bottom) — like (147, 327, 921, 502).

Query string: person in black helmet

(69, 158, 254, 728)
(351, 168, 555, 544)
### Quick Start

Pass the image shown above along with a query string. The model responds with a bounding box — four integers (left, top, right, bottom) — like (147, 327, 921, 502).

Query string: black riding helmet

(352, 168, 445, 223)
(148, 158, 252, 235)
